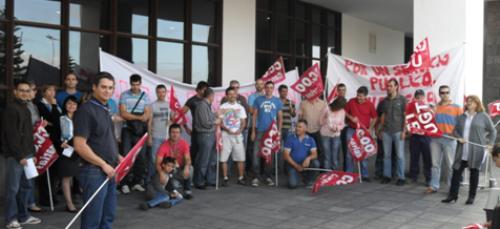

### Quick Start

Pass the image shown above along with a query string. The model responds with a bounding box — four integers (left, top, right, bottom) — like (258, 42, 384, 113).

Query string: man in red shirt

(156, 124, 193, 199)
(344, 86, 377, 181)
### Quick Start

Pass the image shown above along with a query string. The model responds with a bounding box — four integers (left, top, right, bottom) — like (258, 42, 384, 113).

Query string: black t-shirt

(185, 95, 203, 113)
(73, 98, 119, 166)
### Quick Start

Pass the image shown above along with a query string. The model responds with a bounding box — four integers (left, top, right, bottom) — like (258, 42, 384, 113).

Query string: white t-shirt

(151, 100, 170, 139)
(220, 102, 247, 133)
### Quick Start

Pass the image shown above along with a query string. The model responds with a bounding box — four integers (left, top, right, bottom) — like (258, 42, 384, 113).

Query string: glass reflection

(312, 25, 320, 58)
(70, 0, 110, 30)
(15, 26, 60, 84)
(15, 0, 60, 24)
(157, 41, 183, 82)
(256, 12, 272, 50)
(117, 37, 148, 70)
(192, 0, 216, 43)
(117, 0, 149, 35)
(192, 45, 215, 85)
(158, 0, 184, 40)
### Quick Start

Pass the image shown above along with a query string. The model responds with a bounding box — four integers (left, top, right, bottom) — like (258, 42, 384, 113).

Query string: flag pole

(216, 153, 219, 191)
(494, 120, 500, 128)
(65, 178, 110, 229)
(275, 151, 278, 188)
(46, 169, 54, 212)
(303, 168, 333, 172)
(357, 162, 362, 183)
(441, 134, 489, 148)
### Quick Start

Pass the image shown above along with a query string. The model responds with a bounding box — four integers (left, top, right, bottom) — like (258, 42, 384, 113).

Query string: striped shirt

(281, 99, 295, 130)
(435, 103, 463, 134)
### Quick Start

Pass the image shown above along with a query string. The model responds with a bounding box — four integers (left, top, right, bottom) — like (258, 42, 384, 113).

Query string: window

(0, 0, 223, 94)
(255, 0, 341, 79)
(157, 41, 183, 82)
(15, 0, 60, 24)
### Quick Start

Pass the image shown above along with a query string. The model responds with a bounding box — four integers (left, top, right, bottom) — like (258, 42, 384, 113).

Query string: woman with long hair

(442, 95, 496, 205)
(319, 98, 346, 170)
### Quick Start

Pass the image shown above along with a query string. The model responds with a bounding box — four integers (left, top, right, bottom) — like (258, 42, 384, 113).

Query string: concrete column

(414, 0, 484, 98)
(222, 0, 256, 86)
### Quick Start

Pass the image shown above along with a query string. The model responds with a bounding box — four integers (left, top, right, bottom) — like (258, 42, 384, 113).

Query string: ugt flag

(258, 120, 280, 165)
(405, 37, 431, 72)
(312, 170, 359, 193)
(115, 133, 148, 183)
(260, 56, 286, 84)
(405, 101, 443, 137)
(348, 125, 377, 161)
(487, 100, 500, 118)
(33, 122, 59, 175)
(462, 223, 486, 229)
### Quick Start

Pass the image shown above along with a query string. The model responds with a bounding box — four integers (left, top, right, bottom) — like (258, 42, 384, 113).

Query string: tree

(0, 9, 27, 82)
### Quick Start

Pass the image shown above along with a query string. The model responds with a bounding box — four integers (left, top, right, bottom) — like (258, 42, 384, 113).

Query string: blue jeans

(287, 160, 320, 188)
(146, 192, 183, 208)
(194, 132, 217, 187)
(345, 128, 369, 177)
(147, 137, 164, 183)
(5, 157, 33, 223)
(279, 129, 291, 172)
(322, 136, 341, 170)
(382, 131, 405, 180)
(79, 165, 117, 229)
(429, 137, 456, 190)
(252, 131, 273, 180)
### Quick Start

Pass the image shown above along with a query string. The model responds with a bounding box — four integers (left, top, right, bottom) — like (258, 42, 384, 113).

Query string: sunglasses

(439, 91, 450, 95)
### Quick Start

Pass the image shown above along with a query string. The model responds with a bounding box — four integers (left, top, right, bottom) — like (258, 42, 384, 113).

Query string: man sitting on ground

(283, 119, 320, 189)
(140, 157, 183, 210)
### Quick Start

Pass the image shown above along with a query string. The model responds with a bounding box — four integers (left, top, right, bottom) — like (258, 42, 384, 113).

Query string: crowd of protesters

(2, 71, 499, 229)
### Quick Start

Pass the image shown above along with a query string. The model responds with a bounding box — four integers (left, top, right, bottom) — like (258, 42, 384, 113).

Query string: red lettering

(369, 77, 378, 91)
(372, 66, 390, 76)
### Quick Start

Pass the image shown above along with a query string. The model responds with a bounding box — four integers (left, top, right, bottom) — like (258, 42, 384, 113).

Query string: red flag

(463, 223, 486, 229)
(215, 126, 223, 154)
(488, 100, 500, 117)
(405, 101, 443, 137)
(348, 125, 377, 161)
(169, 85, 187, 125)
(405, 37, 431, 72)
(33, 122, 59, 175)
(115, 133, 148, 183)
(291, 63, 324, 101)
(312, 170, 359, 193)
(326, 79, 340, 104)
(258, 120, 280, 165)
(261, 56, 286, 84)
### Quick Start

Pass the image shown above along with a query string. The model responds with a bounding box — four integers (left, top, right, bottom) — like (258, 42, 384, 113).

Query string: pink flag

(261, 56, 287, 84)
(462, 223, 486, 229)
(115, 133, 148, 183)
(33, 122, 59, 175)
(348, 125, 377, 161)
(291, 63, 324, 101)
(312, 170, 359, 193)
(405, 101, 443, 137)
(258, 120, 280, 165)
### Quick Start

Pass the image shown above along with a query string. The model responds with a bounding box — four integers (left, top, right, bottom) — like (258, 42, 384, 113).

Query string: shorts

(220, 132, 245, 162)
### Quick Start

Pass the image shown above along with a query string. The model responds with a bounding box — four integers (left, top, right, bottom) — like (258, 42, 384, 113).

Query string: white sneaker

(131, 184, 145, 192)
(6, 220, 22, 229)
(266, 178, 275, 186)
(121, 185, 131, 194)
(19, 216, 41, 225)
(251, 178, 260, 187)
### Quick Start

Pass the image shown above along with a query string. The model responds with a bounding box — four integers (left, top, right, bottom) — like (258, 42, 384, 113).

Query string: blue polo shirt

(284, 133, 317, 164)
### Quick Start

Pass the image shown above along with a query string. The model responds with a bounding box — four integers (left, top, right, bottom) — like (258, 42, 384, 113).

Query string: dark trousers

(409, 135, 432, 182)
(340, 128, 348, 171)
(190, 130, 198, 163)
(121, 128, 147, 187)
(38, 167, 58, 206)
(448, 160, 479, 199)
(307, 131, 324, 168)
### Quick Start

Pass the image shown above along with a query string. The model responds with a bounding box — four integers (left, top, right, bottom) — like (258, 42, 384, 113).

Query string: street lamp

(46, 34, 58, 66)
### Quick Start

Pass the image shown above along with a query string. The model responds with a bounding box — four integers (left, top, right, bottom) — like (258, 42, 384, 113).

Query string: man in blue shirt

(284, 119, 319, 189)
(56, 72, 83, 108)
(251, 81, 282, 187)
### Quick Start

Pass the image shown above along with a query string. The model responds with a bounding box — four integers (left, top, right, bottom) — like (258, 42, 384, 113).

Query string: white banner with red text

(326, 46, 465, 107)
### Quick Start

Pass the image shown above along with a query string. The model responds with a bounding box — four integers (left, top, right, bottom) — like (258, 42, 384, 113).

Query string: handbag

(126, 92, 148, 136)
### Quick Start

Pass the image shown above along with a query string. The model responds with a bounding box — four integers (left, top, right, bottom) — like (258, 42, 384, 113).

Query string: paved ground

(5, 172, 497, 229)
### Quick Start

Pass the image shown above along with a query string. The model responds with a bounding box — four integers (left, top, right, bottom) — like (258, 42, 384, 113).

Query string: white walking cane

(275, 151, 278, 188)
(65, 178, 110, 229)
(216, 152, 220, 191)
(46, 169, 55, 212)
